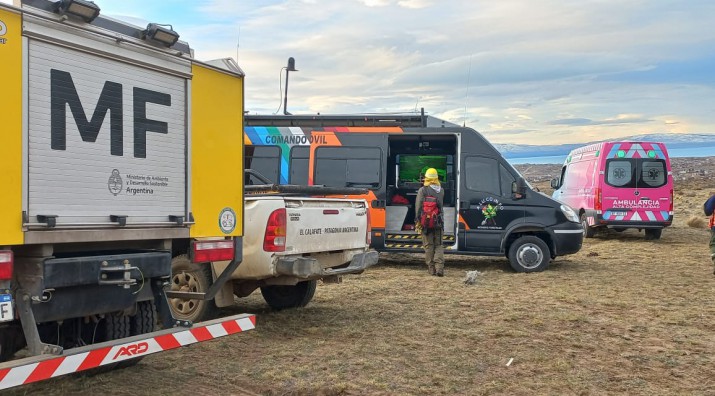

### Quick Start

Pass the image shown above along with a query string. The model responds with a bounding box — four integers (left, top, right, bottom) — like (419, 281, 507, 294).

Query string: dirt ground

(8, 163, 715, 396)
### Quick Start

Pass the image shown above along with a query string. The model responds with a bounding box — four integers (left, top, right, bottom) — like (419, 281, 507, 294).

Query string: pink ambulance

(551, 142, 673, 239)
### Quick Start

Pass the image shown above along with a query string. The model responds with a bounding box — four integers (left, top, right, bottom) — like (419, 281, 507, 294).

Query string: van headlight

(560, 205, 579, 223)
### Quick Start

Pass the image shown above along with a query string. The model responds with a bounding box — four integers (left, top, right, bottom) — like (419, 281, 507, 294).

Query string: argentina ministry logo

(108, 169, 123, 196)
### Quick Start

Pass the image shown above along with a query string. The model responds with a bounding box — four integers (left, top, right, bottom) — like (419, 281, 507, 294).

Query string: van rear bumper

(603, 221, 671, 229)
(550, 224, 583, 256)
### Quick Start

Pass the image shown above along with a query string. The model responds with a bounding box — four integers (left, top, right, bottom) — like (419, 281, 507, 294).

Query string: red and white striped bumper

(0, 313, 255, 390)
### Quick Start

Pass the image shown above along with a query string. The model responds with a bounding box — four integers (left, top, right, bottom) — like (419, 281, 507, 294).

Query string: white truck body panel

(26, 37, 189, 226)
(284, 198, 368, 254)
(220, 196, 370, 280)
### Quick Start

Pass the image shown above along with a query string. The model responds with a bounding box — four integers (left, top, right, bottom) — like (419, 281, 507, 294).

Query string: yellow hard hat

(425, 168, 438, 179)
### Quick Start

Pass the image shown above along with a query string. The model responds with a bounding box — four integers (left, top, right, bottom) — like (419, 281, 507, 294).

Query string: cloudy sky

(6, 0, 715, 144)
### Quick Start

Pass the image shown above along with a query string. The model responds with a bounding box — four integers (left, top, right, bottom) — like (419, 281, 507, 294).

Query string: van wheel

(580, 213, 596, 238)
(169, 255, 217, 323)
(261, 280, 317, 310)
(508, 236, 550, 273)
(645, 228, 662, 240)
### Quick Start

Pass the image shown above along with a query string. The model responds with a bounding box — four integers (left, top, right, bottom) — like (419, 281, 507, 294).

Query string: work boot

(436, 268, 444, 277)
(428, 265, 436, 276)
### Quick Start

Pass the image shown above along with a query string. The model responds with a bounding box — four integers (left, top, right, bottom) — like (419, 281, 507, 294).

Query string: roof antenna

(463, 54, 473, 127)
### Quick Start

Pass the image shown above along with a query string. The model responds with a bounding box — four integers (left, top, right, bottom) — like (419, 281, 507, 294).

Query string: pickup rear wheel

(261, 280, 317, 310)
(508, 236, 551, 273)
(169, 255, 217, 323)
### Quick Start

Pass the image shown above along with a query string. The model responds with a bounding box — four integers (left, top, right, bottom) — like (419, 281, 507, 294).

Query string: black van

(244, 113, 583, 272)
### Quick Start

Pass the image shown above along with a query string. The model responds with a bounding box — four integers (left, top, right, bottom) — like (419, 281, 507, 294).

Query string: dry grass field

(8, 162, 715, 396)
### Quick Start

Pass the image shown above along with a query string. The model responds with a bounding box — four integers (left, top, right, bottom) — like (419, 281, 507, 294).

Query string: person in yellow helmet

(415, 168, 445, 276)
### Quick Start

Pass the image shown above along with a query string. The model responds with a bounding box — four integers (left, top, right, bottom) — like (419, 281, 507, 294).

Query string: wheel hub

(518, 244, 542, 268)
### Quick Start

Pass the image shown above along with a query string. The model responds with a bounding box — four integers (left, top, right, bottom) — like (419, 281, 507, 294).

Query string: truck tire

(116, 300, 157, 369)
(508, 236, 551, 273)
(261, 280, 317, 310)
(169, 255, 217, 323)
(645, 228, 662, 240)
(581, 213, 596, 238)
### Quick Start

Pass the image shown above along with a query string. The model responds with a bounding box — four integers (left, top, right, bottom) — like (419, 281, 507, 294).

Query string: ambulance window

(606, 160, 634, 187)
(245, 145, 281, 185)
(314, 147, 381, 188)
(639, 160, 666, 188)
(499, 164, 515, 197)
(289, 146, 310, 185)
(465, 157, 500, 193)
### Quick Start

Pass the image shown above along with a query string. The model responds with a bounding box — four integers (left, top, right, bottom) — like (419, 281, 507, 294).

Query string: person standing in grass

(705, 192, 715, 274)
(415, 168, 445, 277)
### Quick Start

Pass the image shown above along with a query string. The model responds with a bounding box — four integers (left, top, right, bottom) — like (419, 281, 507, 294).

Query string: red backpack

(419, 195, 442, 230)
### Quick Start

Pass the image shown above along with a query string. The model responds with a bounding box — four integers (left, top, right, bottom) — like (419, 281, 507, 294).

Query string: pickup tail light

(192, 240, 235, 263)
(264, 208, 286, 252)
(366, 206, 372, 245)
(0, 250, 14, 281)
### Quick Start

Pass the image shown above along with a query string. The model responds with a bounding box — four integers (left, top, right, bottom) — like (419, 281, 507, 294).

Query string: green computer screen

(398, 155, 447, 183)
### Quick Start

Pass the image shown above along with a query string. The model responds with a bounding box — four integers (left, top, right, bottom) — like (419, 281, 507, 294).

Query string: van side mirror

(512, 178, 527, 199)
(550, 177, 560, 189)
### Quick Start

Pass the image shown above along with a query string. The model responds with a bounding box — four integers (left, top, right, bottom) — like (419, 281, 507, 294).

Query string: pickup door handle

(459, 201, 471, 210)
(372, 200, 386, 208)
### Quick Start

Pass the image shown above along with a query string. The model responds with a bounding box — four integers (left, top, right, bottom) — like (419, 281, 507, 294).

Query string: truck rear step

(384, 233, 455, 249)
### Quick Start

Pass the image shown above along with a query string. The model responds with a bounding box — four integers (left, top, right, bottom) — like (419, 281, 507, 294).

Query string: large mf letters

(50, 69, 171, 158)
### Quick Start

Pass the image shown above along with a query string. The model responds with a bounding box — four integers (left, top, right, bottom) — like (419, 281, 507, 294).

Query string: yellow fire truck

(0, 0, 252, 389)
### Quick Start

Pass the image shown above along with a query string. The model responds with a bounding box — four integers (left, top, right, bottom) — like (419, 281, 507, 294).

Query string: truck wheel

(645, 228, 662, 240)
(169, 255, 217, 323)
(508, 236, 551, 273)
(580, 213, 596, 238)
(116, 300, 157, 368)
(261, 280, 317, 310)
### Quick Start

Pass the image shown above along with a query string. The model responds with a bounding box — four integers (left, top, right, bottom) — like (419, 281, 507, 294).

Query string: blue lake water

(505, 146, 715, 165)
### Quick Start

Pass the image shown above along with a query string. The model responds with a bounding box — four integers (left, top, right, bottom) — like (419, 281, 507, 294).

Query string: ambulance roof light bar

(54, 0, 101, 23)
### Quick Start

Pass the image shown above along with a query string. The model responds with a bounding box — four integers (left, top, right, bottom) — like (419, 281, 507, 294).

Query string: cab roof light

(55, 0, 101, 23)
(144, 23, 180, 47)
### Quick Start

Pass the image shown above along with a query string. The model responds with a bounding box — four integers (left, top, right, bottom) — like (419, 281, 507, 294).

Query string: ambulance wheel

(645, 228, 662, 240)
(261, 280, 317, 310)
(581, 213, 596, 238)
(508, 236, 550, 273)
(169, 255, 217, 323)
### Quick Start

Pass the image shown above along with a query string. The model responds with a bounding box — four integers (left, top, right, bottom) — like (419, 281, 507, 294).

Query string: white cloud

(4, 0, 715, 144)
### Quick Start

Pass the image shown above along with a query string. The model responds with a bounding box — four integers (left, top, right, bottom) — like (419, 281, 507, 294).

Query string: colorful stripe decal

(602, 210, 669, 222)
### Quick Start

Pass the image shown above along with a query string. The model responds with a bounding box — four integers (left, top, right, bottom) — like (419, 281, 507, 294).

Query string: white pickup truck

(169, 174, 379, 321)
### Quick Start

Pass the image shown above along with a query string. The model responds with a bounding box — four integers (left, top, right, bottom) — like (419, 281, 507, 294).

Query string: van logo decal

(478, 197, 504, 229)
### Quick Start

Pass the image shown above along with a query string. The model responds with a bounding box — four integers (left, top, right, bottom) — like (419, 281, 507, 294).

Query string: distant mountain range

(494, 133, 715, 159)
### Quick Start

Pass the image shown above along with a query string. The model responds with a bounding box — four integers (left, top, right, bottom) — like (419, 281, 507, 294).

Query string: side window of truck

(245, 145, 281, 184)
(499, 164, 515, 197)
(289, 146, 310, 185)
(464, 156, 500, 194)
(314, 147, 382, 188)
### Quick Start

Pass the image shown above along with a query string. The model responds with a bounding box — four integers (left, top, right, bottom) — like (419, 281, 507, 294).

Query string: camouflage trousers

(422, 228, 444, 271)
(710, 229, 715, 265)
